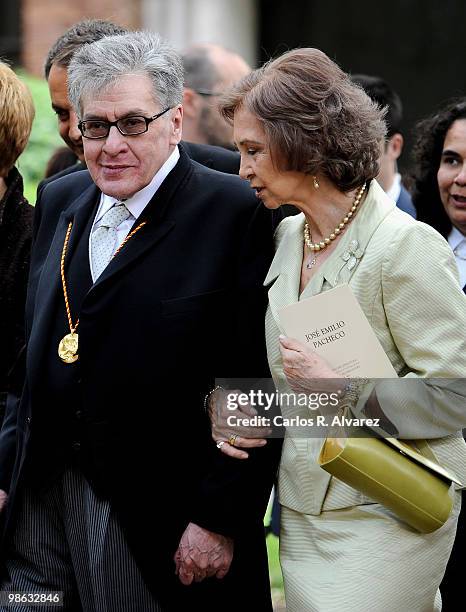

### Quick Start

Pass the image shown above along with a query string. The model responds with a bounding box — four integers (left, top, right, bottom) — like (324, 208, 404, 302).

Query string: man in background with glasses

(0, 31, 280, 612)
(182, 44, 250, 151)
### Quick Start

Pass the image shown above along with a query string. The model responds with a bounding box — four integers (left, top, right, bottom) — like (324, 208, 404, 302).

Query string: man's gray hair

(68, 31, 184, 115)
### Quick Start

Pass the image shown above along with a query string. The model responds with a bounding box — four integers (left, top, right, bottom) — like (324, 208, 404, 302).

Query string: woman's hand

(209, 388, 272, 460)
(279, 335, 342, 394)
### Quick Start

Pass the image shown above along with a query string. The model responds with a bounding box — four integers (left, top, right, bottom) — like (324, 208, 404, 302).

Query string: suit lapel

(88, 148, 192, 293)
(265, 216, 303, 333)
(299, 181, 395, 298)
(26, 183, 99, 389)
(265, 181, 396, 330)
(27, 150, 193, 386)
(265, 182, 395, 399)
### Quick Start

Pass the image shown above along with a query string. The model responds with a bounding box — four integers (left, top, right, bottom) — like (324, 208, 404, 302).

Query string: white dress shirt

(448, 226, 466, 290)
(385, 173, 402, 204)
(89, 146, 180, 281)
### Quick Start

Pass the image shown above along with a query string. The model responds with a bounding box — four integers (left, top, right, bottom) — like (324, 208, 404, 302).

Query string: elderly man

(182, 43, 250, 153)
(0, 18, 256, 522)
(0, 32, 280, 611)
(41, 20, 241, 190)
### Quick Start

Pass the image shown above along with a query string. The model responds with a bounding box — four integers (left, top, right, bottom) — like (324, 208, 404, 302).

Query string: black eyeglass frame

(78, 107, 172, 139)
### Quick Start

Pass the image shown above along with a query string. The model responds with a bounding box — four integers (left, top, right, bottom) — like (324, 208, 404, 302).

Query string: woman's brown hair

(220, 48, 386, 192)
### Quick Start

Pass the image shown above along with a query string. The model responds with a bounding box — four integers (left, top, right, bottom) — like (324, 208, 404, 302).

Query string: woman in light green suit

(211, 48, 466, 611)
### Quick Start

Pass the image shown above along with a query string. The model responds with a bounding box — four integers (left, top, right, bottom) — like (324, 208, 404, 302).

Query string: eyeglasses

(78, 108, 171, 139)
(194, 89, 223, 97)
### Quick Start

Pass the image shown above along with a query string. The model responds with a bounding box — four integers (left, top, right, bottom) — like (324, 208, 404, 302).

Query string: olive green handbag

(318, 431, 462, 533)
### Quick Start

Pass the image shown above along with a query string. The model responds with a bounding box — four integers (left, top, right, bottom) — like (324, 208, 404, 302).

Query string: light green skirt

(280, 496, 460, 612)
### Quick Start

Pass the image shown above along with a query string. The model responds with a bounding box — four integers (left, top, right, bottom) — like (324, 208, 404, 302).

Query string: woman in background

(411, 98, 466, 612)
(0, 61, 35, 511)
(412, 98, 466, 288)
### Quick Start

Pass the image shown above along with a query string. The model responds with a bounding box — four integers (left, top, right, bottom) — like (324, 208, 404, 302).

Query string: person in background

(411, 98, 466, 611)
(40, 19, 127, 188)
(352, 74, 416, 217)
(0, 61, 35, 511)
(44, 146, 78, 179)
(212, 47, 466, 611)
(182, 43, 250, 151)
(412, 98, 466, 254)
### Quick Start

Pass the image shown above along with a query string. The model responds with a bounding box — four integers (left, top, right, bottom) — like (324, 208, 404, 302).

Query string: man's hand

(174, 522, 234, 585)
(0, 489, 7, 513)
(209, 388, 272, 459)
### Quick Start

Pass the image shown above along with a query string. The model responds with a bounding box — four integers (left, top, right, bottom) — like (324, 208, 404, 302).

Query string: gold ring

(228, 434, 238, 447)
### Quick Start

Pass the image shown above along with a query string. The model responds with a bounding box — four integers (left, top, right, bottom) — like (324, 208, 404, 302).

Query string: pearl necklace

(304, 183, 366, 252)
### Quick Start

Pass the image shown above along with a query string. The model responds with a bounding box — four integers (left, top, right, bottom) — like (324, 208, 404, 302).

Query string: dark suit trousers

(1, 468, 162, 612)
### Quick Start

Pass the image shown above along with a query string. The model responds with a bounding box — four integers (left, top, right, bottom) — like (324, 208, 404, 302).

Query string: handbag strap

(408, 439, 438, 463)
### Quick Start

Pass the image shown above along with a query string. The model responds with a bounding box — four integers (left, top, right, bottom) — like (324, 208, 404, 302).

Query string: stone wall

(21, 0, 141, 76)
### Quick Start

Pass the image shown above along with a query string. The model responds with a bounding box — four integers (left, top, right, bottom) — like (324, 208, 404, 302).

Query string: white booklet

(278, 284, 397, 378)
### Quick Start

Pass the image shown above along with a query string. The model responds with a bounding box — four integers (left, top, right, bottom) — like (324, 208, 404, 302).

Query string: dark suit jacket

(1, 146, 281, 610)
(396, 183, 416, 218)
(181, 141, 240, 174)
(37, 161, 86, 195)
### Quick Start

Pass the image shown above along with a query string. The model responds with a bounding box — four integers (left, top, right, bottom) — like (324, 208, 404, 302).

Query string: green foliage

(267, 533, 283, 589)
(15, 70, 62, 203)
(267, 534, 285, 609)
(265, 500, 284, 605)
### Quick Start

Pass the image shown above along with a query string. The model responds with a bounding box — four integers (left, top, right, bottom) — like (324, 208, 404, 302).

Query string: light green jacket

(265, 180, 466, 515)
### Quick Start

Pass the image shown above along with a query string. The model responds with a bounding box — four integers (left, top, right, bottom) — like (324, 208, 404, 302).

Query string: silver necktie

(91, 202, 131, 280)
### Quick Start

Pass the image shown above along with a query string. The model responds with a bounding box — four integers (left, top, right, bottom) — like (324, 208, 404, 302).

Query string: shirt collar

(448, 225, 466, 251)
(385, 172, 401, 203)
(96, 145, 180, 222)
(264, 179, 395, 292)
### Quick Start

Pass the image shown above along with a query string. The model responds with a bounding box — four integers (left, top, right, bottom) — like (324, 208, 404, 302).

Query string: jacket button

(72, 441, 81, 452)
(26, 416, 31, 426)
(75, 410, 82, 420)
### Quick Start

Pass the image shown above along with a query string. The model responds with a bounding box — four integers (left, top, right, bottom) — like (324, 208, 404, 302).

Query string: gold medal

(59, 219, 147, 363)
(58, 332, 79, 363)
